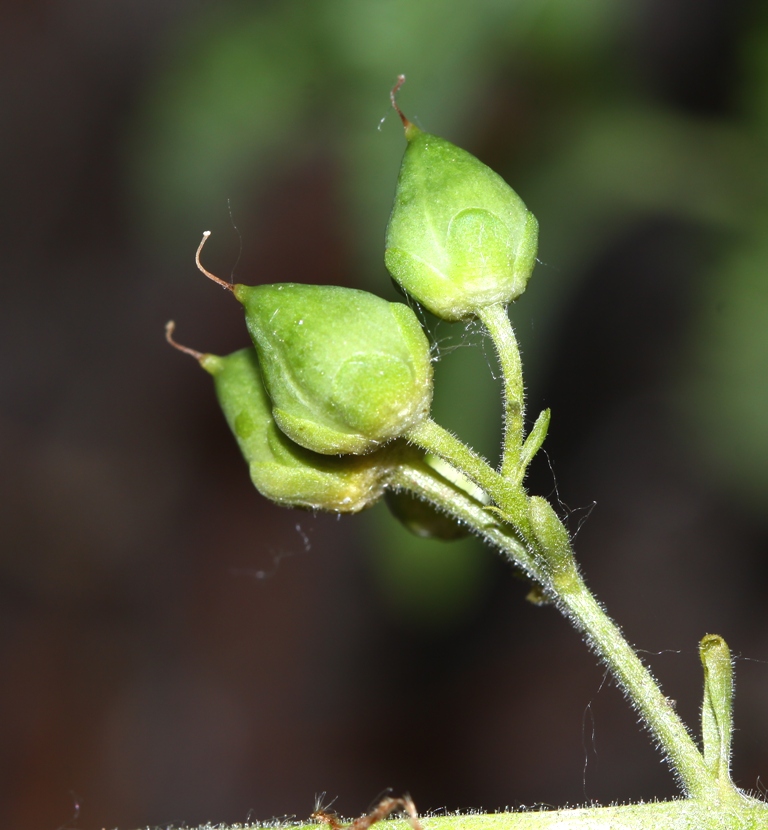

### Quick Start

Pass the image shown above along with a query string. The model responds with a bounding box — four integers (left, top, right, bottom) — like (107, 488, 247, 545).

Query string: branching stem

(400, 422, 718, 799)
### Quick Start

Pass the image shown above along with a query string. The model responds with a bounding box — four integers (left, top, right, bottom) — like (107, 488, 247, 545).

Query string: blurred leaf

(683, 221, 768, 508)
(126, 0, 622, 268)
(126, 3, 314, 246)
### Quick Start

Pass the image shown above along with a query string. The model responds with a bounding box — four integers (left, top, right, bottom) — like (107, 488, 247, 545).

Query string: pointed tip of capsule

(390, 74, 419, 139)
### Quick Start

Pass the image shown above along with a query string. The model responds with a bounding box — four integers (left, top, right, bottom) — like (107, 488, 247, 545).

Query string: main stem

(555, 574, 712, 797)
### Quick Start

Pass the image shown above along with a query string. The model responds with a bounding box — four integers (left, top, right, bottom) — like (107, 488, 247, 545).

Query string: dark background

(3, 1, 768, 828)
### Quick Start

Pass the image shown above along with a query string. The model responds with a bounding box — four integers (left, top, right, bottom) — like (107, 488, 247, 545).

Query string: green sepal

(202, 348, 389, 512)
(385, 125, 538, 321)
(234, 283, 433, 455)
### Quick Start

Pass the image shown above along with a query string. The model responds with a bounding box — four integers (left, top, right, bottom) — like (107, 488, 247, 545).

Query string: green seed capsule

(233, 283, 434, 455)
(385, 490, 467, 540)
(167, 324, 388, 512)
(385, 97, 538, 321)
(385, 454, 489, 540)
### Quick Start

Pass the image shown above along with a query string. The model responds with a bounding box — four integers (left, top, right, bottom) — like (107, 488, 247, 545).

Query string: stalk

(476, 302, 525, 478)
(390, 450, 715, 799)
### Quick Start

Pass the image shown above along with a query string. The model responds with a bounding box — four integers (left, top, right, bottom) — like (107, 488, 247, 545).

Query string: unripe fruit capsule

(385, 79, 538, 321)
(235, 283, 433, 456)
(166, 323, 389, 512)
(193, 236, 434, 456)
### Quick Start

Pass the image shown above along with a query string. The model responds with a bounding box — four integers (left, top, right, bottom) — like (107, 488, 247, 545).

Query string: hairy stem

(556, 574, 712, 797)
(391, 446, 716, 799)
(406, 419, 530, 531)
(476, 302, 525, 478)
(389, 458, 536, 575)
(285, 798, 768, 830)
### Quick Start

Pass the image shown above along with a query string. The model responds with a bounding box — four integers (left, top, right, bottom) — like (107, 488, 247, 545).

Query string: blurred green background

(3, 1, 768, 828)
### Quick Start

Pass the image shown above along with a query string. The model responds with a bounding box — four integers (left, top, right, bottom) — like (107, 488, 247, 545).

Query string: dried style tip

(390, 74, 411, 129)
(165, 320, 204, 362)
(196, 230, 233, 291)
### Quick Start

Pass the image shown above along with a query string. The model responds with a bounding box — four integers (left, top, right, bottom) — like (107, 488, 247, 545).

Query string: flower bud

(385, 121, 538, 321)
(699, 633, 734, 780)
(234, 283, 433, 455)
